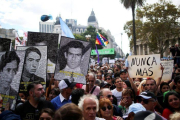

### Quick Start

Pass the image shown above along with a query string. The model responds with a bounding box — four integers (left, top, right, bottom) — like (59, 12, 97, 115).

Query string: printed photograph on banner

(17, 46, 47, 92)
(54, 36, 92, 84)
(27, 32, 59, 73)
(127, 54, 161, 80)
(0, 51, 26, 110)
(0, 38, 11, 52)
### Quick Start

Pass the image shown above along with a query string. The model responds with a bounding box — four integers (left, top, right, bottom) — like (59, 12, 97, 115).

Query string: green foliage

(124, 0, 180, 57)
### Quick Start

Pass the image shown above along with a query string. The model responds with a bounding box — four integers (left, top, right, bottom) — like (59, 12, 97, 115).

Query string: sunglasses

(101, 105, 112, 111)
(107, 95, 113, 98)
(106, 78, 111, 80)
(138, 98, 155, 104)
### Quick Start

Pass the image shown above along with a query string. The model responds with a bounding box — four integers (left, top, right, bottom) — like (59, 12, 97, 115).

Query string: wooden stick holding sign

(127, 54, 162, 80)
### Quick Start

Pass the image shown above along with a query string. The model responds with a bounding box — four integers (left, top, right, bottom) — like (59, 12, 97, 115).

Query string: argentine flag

(59, 17, 75, 39)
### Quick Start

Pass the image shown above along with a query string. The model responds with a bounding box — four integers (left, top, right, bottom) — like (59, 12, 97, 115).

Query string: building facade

(39, 10, 124, 57)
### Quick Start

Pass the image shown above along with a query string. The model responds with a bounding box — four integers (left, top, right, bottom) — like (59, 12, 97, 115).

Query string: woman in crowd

(162, 91, 180, 119)
(137, 80, 146, 95)
(54, 103, 83, 120)
(47, 88, 60, 101)
(98, 98, 123, 120)
(157, 82, 170, 108)
(39, 108, 54, 120)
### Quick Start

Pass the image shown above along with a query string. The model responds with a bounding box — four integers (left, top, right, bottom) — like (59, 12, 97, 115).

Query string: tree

(120, 0, 144, 55)
(124, 0, 180, 57)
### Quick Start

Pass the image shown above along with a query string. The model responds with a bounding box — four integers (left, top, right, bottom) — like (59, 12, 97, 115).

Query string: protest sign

(27, 32, 59, 73)
(161, 60, 174, 81)
(109, 59, 115, 64)
(54, 36, 91, 84)
(0, 38, 11, 52)
(127, 54, 161, 79)
(17, 46, 47, 92)
(0, 51, 25, 110)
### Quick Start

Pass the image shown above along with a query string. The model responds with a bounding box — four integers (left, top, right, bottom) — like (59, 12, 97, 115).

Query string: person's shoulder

(95, 117, 105, 120)
(163, 108, 172, 113)
(111, 88, 116, 92)
(51, 95, 59, 102)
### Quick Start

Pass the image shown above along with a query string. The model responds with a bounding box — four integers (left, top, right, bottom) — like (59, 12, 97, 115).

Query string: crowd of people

(0, 54, 180, 120)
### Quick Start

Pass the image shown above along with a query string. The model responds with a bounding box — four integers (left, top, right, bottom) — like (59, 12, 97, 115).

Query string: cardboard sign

(0, 51, 26, 110)
(161, 60, 174, 81)
(17, 46, 47, 92)
(127, 54, 161, 79)
(0, 38, 11, 52)
(109, 59, 115, 64)
(54, 36, 91, 84)
(27, 32, 59, 73)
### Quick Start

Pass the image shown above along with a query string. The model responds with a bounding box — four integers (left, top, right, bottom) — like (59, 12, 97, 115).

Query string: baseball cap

(100, 81, 111, 88)
(134, 111, 162, 120)
(58, 79, 76, 90)
(128, 103, 146, 114)
(120, 69, 127, 74)
(137, 91, 157, 100)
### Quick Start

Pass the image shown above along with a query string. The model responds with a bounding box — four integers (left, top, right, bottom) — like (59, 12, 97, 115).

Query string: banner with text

(161, 60, 174, 81)
(91, 48, 114, 55)
(127, 54, 161, 79)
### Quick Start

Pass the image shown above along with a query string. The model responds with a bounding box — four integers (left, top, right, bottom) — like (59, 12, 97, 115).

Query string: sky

(0, 0, 179, 55)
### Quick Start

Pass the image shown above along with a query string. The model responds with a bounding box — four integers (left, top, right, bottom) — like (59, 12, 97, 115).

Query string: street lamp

(121, 33, 123, 57)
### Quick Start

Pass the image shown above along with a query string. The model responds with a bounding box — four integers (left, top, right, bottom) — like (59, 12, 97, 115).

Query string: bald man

(82, 73, 100, 95)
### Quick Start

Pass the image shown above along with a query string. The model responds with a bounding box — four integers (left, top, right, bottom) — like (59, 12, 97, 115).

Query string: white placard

(127, 54, 161, 79)
(161, 60, 174, 81)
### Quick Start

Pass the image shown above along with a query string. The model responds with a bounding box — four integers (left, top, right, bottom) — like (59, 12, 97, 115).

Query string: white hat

(58, 79, 76, 90)
(128, 103, 146, 114)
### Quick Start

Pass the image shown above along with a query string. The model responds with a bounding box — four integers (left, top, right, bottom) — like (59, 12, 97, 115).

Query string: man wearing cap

(120, 69, 128, 81)
(137, 91, 167, 120)
(51, 79, 76, 110)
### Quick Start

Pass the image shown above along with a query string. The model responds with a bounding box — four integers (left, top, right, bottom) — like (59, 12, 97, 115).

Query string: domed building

(87, 10, 99, 28)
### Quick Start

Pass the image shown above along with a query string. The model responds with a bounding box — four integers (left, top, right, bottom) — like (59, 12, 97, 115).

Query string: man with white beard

(15, 82, 54, 120)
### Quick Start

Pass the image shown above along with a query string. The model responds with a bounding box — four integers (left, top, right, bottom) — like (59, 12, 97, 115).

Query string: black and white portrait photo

(17, 46, 47, 92)
(27, 32, 59, 73)
(0, 38, 11, 52)
(54, 36, 92, 84)
(0, 51, 26, 110)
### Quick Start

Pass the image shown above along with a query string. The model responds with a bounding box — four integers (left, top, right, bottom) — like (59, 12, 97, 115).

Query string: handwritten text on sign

(127, 54, 161, 78)
(161, 60, 174, 81)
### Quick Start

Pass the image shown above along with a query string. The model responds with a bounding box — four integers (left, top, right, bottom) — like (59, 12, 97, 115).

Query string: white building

(38, 10, 124, 56)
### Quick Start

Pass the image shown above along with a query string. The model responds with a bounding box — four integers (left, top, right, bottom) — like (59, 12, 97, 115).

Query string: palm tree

(121, 0, 143, 55)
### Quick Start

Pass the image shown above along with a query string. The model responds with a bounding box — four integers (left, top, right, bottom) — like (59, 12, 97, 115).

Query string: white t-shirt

(111, 88, 123, 105)
(95, 117, 105, 120)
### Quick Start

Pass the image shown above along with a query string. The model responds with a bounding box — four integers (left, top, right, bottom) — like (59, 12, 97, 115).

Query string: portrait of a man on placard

(27, 32, 59, 73)
(17, 46, 47, 92)
(0, 51, 20, 95)
(0, 51, 26, 110)
(54, 37, 91, 84)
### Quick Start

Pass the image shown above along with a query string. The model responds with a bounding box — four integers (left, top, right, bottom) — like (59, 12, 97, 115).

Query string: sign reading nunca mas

(127, 54, 161, 79)
(91, 48, 114, 55)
